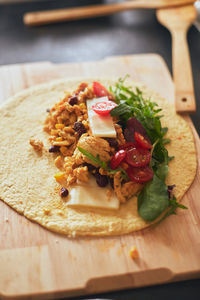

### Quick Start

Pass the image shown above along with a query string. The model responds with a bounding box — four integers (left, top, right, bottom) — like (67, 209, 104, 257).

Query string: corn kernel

(60, 146, 68, 156)
(55, 123, 65, 129)
(55, 137, 62, 142)
(129, 246, 139, 259)
(54, 155, 63, 169)
(50, 129, 58, 136)
(79, 103, 86, 109)
(53, 140, 71, 146)
(54, 172, 66, 183)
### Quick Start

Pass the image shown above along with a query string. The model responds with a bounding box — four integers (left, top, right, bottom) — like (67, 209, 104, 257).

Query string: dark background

(0, 0, 200, 299)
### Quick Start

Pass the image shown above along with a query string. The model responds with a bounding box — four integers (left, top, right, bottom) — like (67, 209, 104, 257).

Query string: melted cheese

(67, 177, 119, 210)
(87, 97, 116, 137)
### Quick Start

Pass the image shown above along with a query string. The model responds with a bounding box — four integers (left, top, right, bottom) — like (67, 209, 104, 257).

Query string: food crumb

(55, 240, 59, 244)
(43, 208, 50, 215)
(4, 217, 9, 222)
(71, 231, 76, 238)
(29, 138, 43, 152)
(129, 246, 139, 259)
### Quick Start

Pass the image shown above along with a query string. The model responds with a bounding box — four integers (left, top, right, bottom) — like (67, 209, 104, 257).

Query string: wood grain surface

(0, 54, 200, 299)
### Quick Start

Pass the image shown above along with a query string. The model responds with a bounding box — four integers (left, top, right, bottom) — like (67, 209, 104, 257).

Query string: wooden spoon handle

(23, 0, 195, 26)
(172, 29, 196, 112)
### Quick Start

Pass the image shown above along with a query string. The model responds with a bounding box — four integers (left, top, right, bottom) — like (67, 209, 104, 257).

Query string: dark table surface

(0, 1, 200, 299)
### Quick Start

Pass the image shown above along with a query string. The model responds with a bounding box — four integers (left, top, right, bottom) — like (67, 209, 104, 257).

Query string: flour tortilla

(0, 78, 197, 236)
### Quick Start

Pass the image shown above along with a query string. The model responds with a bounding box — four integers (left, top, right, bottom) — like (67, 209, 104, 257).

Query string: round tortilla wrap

(0, 78, 197, 236)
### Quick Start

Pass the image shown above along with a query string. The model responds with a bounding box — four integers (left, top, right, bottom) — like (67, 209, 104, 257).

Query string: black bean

(95, 172, 108, 187)
(103, 137, 118, 149)
(74, 121, 85, 132)
(60, 187, 69, 198)
(48, 145, 60, 153)
(46, 108, 50, 113)
(68, 96, 78, 106)
(73, 122, 86, 137)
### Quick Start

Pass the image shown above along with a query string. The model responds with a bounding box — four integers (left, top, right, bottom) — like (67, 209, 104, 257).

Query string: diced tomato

(110, 149, 126, 170)
(125, 146, 151, 167)
(93, 81, 110, 97)
(127, 166, 153, 183)
(119, 142, 136, 151)
(92, 101, 117, 116)
(134, 132, 152, 149)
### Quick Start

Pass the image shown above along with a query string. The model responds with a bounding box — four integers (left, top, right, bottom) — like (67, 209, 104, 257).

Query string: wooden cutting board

(0, 54, 200, 300)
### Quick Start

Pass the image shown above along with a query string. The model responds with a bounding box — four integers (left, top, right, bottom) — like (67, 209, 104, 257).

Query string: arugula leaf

(78, 146, 128, 179)
(138, 174, 169, 222)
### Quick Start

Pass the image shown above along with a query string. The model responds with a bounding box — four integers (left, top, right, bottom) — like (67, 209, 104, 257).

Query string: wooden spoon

(23, 0, 195, 26)
(156, 5, 197, 113)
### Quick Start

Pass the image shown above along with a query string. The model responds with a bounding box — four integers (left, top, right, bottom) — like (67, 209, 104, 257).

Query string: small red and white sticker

(92, 101, 117, 116)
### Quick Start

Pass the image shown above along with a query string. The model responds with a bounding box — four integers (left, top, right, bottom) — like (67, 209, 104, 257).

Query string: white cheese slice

(67, 177, 119, 210)
(87, 97, 116, 137)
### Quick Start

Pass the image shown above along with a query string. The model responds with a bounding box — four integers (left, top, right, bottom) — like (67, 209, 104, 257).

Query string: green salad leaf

(110, 77, 171, 170)
(109, 77, 186, 222)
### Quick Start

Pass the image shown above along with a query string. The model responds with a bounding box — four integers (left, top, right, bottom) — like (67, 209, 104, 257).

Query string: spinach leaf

(155, 163, 168, 181)
(138, 174, 169, 222)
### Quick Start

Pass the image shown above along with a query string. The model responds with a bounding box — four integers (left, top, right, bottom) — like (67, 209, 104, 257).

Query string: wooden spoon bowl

(157, 5, 197, 28)
(156, 5, 197, 113)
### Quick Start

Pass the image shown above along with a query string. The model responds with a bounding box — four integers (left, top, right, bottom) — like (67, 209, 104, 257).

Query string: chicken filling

(44, 82, 143, 203)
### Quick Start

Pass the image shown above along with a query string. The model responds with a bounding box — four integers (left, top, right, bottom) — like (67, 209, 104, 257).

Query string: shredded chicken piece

(73, 166, 89, 183)
(114, 172, 143, 203)
(115, 124, 126, 145)
(74, 134, 111, 167)
(121, 181, 143, 200)
(44, 81, 142, 205)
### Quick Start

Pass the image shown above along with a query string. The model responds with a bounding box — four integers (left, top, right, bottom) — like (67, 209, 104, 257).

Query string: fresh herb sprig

(157, 196, 188, 225)
(78, 146, 128, 179)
